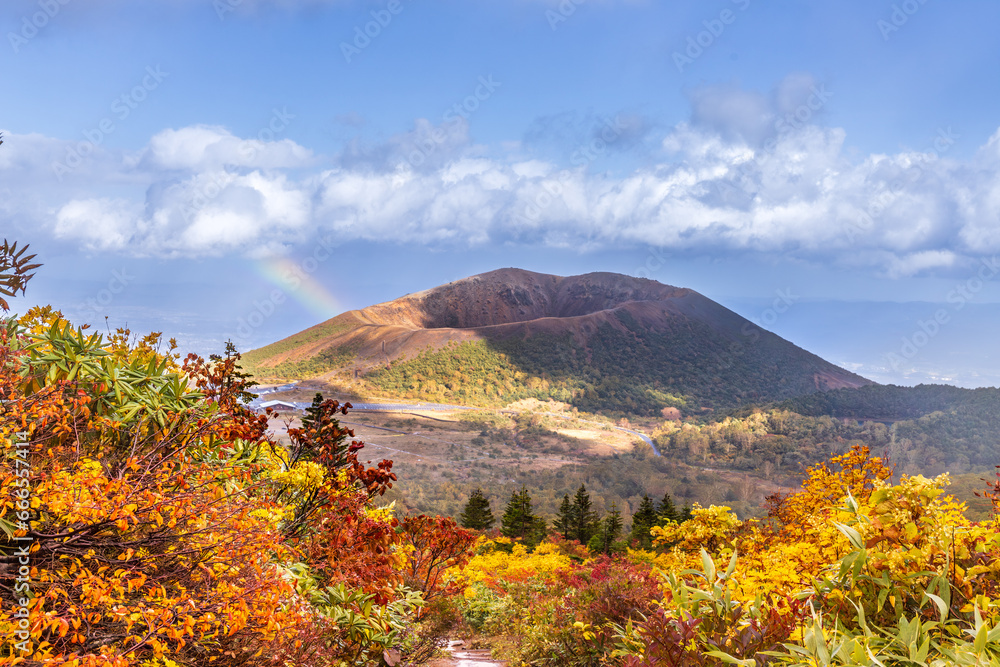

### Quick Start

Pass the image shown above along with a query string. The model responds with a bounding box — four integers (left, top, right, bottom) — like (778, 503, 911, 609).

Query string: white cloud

(54, 198, 141, 251)
(4, 89, 1000, 277)
(883, 250, 959, 278)
(144, 125, 312, 171)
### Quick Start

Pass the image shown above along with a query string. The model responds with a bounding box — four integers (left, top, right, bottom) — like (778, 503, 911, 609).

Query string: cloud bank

(3, 78, 999, 278)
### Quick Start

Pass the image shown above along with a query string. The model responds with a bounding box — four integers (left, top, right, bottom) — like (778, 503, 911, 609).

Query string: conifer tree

(302, 392, 325, 430)
(680, 501, 693, 522)
(209, 340, 258, 406)
(526, 515, 548, 549)
(500, 486, 538, 540)
(658, 491, 678, 523)
(289, 393, 355, 472)
(571, 484, 600, 544)
(460, 488, 495, 530)
(554, 494, 573, 540)
(594, 501, 623, 554)
(629, 494, 658, 548)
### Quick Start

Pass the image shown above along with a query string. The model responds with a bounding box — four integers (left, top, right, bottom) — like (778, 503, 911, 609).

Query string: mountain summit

(242, 269, 871, 415)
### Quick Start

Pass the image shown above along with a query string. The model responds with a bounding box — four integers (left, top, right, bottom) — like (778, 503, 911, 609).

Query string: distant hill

(772, 384, 1000, 474)
(655, 384, 1000, 515)
(774, 383, 995, 420)
(242, 268, 871, 415)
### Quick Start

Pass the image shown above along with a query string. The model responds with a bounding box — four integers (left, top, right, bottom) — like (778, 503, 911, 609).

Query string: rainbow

(253, 256, 342, 320)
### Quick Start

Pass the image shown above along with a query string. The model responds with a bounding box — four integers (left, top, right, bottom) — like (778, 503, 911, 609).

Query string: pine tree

(657, 491, 678, 523)
(526, 515, 548, 549)
(302, 392, 325, 430)
(679, 502, 693, 523)
(500, 486, 538, 540)
(460, 488, 495, 530)
(571, 484, 600, 544)
(209, 340, 258, 406)
(596, 502, 623, 554)
(554, 494, 573, 540)
(290, 393, 352, 470)
(629, 495, 658, 548)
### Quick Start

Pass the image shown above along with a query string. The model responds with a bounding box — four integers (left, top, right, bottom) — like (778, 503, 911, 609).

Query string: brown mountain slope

(242, 268, 871, 414)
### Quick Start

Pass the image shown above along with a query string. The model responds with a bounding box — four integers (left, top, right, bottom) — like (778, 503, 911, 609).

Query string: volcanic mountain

(242, 268, 872, 415)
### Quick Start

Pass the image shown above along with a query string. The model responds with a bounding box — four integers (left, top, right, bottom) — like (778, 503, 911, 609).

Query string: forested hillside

(365, 307, 865, 415)
(775, 383, 994, 419)
(654, 385, 1000, 478)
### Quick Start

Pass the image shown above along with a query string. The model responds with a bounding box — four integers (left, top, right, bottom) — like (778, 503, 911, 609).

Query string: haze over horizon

(2, 0, 1000, 388)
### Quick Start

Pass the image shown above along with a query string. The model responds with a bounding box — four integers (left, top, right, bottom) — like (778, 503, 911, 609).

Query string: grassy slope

(241, 319, 356, 379)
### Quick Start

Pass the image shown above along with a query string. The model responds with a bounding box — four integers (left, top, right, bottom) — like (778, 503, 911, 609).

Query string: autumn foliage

(0, 311, 300, 665)
(448, 447, 1000, 666)
(5, 242, 1000, 666)
(0, 248, 426, 667)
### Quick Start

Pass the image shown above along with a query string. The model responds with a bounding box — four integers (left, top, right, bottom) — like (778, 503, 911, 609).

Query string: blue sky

(3, 0, 1000, 387)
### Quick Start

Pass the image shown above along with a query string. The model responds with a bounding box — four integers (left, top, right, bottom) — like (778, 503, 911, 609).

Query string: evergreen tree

(629, 495, 658, 548)
(302, 392, 325, 430)
(571, 484, 600, 544)
(526, 515, 548, 549)
(290, 393, 352, 469)
(459, 488, 495, 530)
(679, 502, 693, 523)
(593, 502, 623, 554)
(209, 340, 258, 406)
(554, 494, 573, 540)
(500, 486, 538, 541)
(657, 491, 678, 523)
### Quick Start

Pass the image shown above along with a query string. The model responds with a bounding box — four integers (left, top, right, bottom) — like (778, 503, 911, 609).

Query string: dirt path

(445, 649, 504, 667)
(429, 641, 505, 667)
